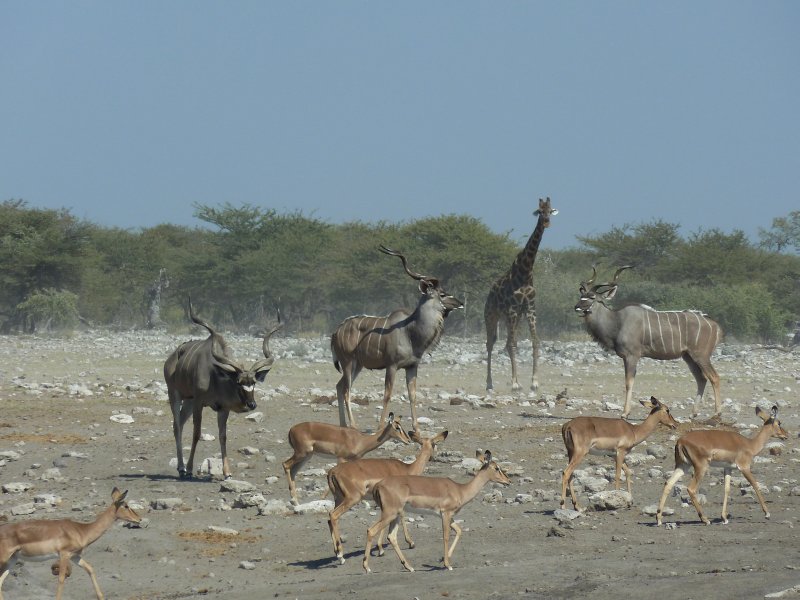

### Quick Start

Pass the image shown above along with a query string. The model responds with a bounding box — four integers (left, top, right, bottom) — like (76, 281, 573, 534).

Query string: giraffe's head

(534, 197, 558, 228)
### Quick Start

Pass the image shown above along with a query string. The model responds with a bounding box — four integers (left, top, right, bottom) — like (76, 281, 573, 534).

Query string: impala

(0, 488, 140, 600)
(362, 450, 510, 573)
(282, 413, 411, 505)
(561, 396, 679, 510)
(656, 405, 788, 526)
(327, 429, 449, 563)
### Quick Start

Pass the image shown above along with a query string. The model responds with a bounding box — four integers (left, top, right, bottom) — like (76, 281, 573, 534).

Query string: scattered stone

(220, 479, 256, 493)
(208, 525, 239, 535)
(239, 561, 257, 570)
(641, 504, 673, 516)
(292, 500, 334, 515)
(588, 491, 632, 511)
(2, 482, 32, 494)
(151, 497, 184, 510)
(257, 499, 291, 516)
(245, 412, 265, 423)
(109, 414, 134, 424)
(553, 509, 582, 523)
(11, 503, 36, 515)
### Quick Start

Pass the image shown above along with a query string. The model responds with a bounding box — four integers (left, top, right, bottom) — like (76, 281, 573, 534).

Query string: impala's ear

(755, 406, 771, 422)
(387, 412, 395, 422)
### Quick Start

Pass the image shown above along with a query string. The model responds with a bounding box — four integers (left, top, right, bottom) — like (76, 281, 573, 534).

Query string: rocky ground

(0, 330, 799, 599)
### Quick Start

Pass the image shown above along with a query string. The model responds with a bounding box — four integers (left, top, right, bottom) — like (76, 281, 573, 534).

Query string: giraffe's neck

(510, 216, 546, 278)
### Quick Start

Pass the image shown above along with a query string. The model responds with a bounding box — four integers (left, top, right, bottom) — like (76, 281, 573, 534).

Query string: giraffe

(484, 197, 558, 392)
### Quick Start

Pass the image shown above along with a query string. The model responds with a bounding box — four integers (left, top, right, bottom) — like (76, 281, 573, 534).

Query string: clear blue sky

(2, 2, 798, 249)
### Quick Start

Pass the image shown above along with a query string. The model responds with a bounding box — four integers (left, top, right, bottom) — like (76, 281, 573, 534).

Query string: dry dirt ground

(0, 331, 799, 600)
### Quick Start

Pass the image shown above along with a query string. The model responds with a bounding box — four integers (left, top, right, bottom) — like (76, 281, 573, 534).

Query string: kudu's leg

(525, 301, 540, 393)
(404, 366, 418, 428)
(621, 356, 639, 419)
(485, 310, 499, 391)
(336, 361, 359, 428)
(378, 366, 398, 427)
(697, 357, 721, 417)
(185, 404, 204, 479)
(683, 355, 709, 418)
(172, 394, 193, 478)
(217, 409, 231, 479)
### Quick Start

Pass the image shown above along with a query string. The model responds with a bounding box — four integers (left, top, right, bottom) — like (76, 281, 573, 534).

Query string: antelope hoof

(765, 512, 771, 520)
(224, 474, 233, 481)
(338, 555, 345, 565)
(702, 518, 711, 526)
(362, 560, 371, 573)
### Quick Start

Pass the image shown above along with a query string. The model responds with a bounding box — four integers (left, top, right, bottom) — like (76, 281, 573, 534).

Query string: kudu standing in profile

(331, 245, 463, 429)
(575, 266, 722, 419)
(164, 299, 281, 479)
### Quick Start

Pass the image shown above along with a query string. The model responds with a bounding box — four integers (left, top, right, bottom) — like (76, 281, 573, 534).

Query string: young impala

(561, 396, 679, 510)
(362, 450, 510, 573)
(0, 487, 141, 600)
(282, 413, 411, 505)
(327, 429, 449, 563)
(656, 405, 788, 526)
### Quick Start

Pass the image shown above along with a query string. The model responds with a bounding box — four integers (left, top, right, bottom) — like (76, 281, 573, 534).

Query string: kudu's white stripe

(655, 312, 665, 354)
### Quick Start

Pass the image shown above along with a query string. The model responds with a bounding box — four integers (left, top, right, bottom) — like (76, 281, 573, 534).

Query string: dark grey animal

(331, 246, 463, 429)
(575, 266, 722, 419)
(164, 300, 281, 479)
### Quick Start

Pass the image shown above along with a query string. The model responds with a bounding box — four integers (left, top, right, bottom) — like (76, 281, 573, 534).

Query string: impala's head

(575, 265, 632, 317)
(641, 396, 679, 429)
(380, 412, 412, 445)
(111, 487, 142, 525)
(534, 196, 558, 228)
(477, 450, 511, 486)
(756, 405, 789, 440)
(409, 429, 449, 453)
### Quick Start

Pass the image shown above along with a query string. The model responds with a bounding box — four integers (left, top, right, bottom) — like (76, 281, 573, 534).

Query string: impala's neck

(631, 411, 662, 446)
(78, 504, 119, 547)
(746, 422, 778, 454)
(409, 444, 435, 472)
(357, 426, 393, 455)
(457, 468, 496, 507)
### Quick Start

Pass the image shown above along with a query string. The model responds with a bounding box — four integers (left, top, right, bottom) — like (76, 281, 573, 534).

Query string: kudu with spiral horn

(575, 266, 722, 419)
(331, 245, 463, 429)
(164, 298, 282, 479)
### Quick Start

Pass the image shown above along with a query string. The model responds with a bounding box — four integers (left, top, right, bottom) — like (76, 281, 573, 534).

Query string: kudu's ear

(255, 368, 270, 383)
(600, 285, 618, 300)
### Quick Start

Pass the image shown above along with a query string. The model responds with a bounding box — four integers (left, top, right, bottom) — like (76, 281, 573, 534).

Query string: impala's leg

(505, 311, 521, 391)
(404, 366, 418, 428)
(485, 307, 499, 391)
(283, 454, 310, 506)
(447, 516, 463, 566)
(525, 300, 540, 393)
(378, 366, 398, 427)
(328, 495, 362, 563)
(75, 556, 104, 600)
(216, 409, 231, 479)
(55, 552, 71, 600)
(184, 404, 205, 479)
(739, 465, 770, 519)
(722, 467, 732, 524)
(386, 516, 414, 572)
(441, 512, 453, 570)
(657, 467, 685, 526)
(561, 452, 585, 510)
(399, 508, 415, 549)
(364, 511, 399, 573)
(621, 356, 639, 419)
(686, 462, 710, 525)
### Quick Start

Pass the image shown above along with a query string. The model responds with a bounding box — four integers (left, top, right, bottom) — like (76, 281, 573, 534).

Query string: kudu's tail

(330, 332, 342, 373)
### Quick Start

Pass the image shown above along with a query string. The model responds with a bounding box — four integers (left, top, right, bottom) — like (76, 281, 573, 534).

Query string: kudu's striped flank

(331, 246, 463, 429)
(164, 299, 281, 479)
(575, 266, 722, 419)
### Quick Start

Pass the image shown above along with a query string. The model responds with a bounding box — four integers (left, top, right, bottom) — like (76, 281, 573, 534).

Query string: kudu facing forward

(331, 245, 463, 429)
(164, 300, 281, 479)
(575, 267, 722, 419)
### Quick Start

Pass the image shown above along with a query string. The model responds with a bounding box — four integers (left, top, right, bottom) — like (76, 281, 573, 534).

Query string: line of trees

(1, 200, 798, 343)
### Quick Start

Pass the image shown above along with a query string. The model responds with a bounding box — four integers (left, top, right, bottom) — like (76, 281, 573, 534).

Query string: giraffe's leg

(505, 310, 521, 391)
(485, 307, 499, 392)
(525, 299, 539, 393)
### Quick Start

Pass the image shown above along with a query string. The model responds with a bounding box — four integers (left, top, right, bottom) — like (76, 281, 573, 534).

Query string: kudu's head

(189, 298, 282, 412)
(641, 396, 679, 430)
(756, 405, 789, 440)
(534, 196, 558, 228)
(378, 245, 464, 315)
(575, 265, 633, 317)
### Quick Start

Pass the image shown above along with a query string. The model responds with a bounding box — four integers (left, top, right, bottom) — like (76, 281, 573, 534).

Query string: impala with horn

(576, 266, 723, 419)
(164, 299, 281, 479)
(331, 245, 463, 429)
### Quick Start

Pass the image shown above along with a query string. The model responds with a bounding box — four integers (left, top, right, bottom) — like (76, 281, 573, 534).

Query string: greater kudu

(164, 300, 281, 479)
(575, 266, 722, 419)
(331, 245, 463, 429)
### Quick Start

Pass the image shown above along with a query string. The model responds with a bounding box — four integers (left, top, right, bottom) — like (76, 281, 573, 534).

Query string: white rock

(220, 479, 256, 493)
(257, 499, 291, 516)
(199, 458, 224, 476)
(245, 412, 265, 423)
(553, 508, 582, 522)
(151, 497, 184, 510)
(588, 490, 632, 510)
(208, 525, 238, 535)
(293, 499, 334, 515)
(109, 414, 134, 424)
(2, 482, 32, 493)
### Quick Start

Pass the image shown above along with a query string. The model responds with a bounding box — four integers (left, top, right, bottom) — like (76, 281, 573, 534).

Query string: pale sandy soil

(0, 332, 798, 600)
